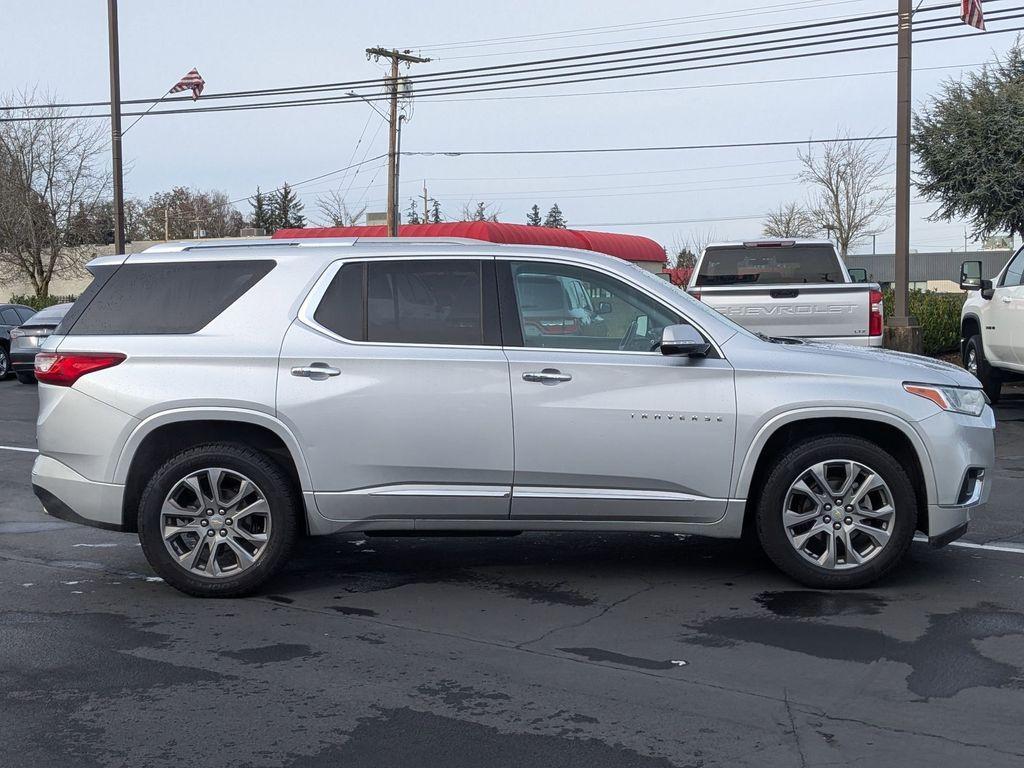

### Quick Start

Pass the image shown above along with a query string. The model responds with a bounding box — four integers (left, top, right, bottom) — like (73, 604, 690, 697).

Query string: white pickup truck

(686, 239, 883, 346)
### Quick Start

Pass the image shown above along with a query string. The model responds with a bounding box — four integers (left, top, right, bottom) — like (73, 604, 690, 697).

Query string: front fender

(112, 406, 314, 491)
(733, 406, 936, 506)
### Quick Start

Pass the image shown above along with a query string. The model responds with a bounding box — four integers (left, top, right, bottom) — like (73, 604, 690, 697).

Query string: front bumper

(916, 406, 996, 547)
(32, 454, 125, 531)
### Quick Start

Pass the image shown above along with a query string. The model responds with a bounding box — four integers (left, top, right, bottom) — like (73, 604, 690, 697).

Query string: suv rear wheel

(756, 436, 917, 589)
(0, 345, 10, 379)
(964, 334, 1001, 403)
(138, 443, 298, 597)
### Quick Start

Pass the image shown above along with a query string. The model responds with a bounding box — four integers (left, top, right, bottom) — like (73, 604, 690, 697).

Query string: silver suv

(32, 238, 995, 597)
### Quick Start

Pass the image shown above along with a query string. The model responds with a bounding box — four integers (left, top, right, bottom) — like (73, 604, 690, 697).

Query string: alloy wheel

(782, 459, 895, 570)
(966, 347, 978, 376)
(0, 348, 8, 378)
(161, 467, 272, 578)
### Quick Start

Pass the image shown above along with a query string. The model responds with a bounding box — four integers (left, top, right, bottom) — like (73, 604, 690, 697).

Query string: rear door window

(312, 259, 499, 346)
(65, 260, 274, 335)
(1, 308, 21, 325)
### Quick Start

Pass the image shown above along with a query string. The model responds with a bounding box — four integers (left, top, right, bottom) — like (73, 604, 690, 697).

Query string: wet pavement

(2, 379, 1024, 767)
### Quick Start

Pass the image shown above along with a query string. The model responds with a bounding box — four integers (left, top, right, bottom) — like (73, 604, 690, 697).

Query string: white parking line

(0, 445, 37, 454)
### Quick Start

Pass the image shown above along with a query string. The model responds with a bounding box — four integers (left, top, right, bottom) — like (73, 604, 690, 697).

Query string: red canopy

(272, 221, 666, 263)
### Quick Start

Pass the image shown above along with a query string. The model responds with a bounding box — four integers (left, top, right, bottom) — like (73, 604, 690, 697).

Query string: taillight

(869, 289, 883, 336)
(35, 352, 125, 386)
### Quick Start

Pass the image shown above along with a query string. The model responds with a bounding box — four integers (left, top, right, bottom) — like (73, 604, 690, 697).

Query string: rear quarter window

(65, 260, 275, 335)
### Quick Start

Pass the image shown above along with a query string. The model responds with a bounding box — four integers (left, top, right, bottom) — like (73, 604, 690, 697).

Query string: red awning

(272, 221, 666, 263)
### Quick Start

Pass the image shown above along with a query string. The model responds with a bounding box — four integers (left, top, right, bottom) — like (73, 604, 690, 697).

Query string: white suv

(32, 238, 994, 597)
(960, 251, 1024, 402)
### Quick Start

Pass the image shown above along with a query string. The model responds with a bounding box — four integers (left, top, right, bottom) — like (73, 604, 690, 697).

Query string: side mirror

(660, 324, 710, 357)
(848, 267, 867, 283)
(595, 300, 613, 315)
(960, 260, 983, 290)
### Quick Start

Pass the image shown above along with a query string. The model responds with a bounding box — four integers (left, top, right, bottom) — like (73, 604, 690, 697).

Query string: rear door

(277, 256, 515, 524)
(500, 258, 736, 523)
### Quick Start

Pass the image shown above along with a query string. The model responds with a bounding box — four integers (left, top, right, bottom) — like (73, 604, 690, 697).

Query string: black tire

(0, 345, 10, 380)
(964, 334, 1001, 404)
(15, 372, 36, 385)
(137, 443, 299, 598)
(755, 435, 917, 589)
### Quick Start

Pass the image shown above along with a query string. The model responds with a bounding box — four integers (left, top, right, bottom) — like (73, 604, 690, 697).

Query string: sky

(2, 0, 1019, 256)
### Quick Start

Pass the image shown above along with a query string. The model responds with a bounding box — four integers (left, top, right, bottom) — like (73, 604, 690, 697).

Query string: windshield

(695, 245, 845, 285)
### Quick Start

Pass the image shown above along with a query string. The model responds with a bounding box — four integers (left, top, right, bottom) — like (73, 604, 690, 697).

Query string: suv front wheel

(756, 436, 917, 589)
(964, 334, 1001, 403)
(138, 443, 298, 597)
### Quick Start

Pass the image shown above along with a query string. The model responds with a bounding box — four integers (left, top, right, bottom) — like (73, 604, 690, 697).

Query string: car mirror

(960, 260, 983, 290)
(848, 268, 867, 283)
(595, 301, 613, 315)
(660, 324, 710, 357)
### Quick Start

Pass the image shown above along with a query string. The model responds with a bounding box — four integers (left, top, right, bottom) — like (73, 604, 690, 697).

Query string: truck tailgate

(692, 283, 874, 340)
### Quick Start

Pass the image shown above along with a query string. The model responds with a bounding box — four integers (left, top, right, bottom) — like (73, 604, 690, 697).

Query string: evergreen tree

(526, 204, 542, 226)
(543, 203, 567, 228)
(269, 183, 305, 230)
(430, 199, 443, 223)
(249, 187, 272, 233)
(406, 199, 422, 225)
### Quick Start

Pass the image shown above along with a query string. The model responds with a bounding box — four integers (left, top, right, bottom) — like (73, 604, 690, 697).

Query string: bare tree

(799, 134, 893, 256)
(316, 188, 367, 227)
(762, 201, 821, 238)
(0, 89, 109, 298)
(678, 227, 720, 258)
(460, 201, 501, 222)
(135, 187, 243, 240)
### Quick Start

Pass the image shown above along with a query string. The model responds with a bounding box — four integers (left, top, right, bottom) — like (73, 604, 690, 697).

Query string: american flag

(961, 0, 985, 30)
(170, 68, 205, 100)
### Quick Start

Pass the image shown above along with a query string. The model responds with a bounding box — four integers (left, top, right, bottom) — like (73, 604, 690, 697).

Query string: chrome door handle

(1002, 296, 1013, 303)
(291, 363, 341, 380)
(522, 369, 572, 384)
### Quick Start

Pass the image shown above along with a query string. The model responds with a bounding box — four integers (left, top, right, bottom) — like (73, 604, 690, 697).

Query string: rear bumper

(32, 454, 125, 531)
(10, 349, 37, 372)
(803, 335, 883, 348)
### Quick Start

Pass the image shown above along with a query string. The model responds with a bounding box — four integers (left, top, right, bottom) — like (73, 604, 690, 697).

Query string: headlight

(904, 383, 987, 416)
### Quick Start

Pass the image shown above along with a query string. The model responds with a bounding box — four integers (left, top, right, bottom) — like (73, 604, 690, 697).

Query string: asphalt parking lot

(3, 380, 1024, 767)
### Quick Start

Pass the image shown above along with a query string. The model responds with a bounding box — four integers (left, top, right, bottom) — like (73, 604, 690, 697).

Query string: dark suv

(0, 303, 36, 379)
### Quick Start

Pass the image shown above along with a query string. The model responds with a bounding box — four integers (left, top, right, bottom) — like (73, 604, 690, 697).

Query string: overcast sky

(3, 0, 1018, 254)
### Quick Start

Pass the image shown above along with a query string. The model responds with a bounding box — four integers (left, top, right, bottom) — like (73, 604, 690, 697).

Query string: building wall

(845, 249, 1011, 287)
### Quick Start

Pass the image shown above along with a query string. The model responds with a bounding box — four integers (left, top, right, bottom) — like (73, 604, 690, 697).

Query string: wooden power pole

(888, 0, 920, 351)
(422, 181, 430, 222)
(107, 0, 125, 254)
(365, 48, 430, 237)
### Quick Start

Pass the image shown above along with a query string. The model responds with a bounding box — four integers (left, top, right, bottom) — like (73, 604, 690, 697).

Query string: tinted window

(1002, 249, 1024, 287)
(313, 259, 498, 346)
(510, 262, 682, 352)
(695, 245, 845, 285)
(67, 260, 274, 335)
(314, 262, 364, 340)
(17, 307, 36, 323)
(1, 308, 21, 325)
(368, 260, 483, 345)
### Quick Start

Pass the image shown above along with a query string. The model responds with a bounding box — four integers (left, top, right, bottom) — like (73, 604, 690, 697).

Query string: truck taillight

(35, 352, 125, 386)
(869, 289, 883, 336)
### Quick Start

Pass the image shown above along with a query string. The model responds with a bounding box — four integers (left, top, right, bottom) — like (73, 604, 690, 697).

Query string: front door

(989, 248, 1024, 367)
(277, 256, 514, 523)
(500, 259, 737, 523)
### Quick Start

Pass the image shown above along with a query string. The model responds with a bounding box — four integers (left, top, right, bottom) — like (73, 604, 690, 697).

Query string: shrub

(882, 288, 964, 356)
(8, 294, 78, 312)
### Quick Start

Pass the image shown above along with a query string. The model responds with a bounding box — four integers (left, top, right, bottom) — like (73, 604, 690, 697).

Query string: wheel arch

(736, 410, 933, 534)
(961, 312, 982, 340)
(115, 408, 313, 532)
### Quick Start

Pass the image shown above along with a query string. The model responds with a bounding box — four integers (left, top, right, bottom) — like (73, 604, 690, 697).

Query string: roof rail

(350, 236, 489, 246)
(141, 238, 358, 254)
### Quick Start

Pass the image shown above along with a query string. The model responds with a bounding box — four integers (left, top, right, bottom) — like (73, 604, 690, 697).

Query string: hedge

(882, 288, 965, 356)
(8, 293, 78, 312)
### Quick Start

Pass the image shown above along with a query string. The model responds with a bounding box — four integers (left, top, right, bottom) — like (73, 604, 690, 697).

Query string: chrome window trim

(298, 252, 724, 358)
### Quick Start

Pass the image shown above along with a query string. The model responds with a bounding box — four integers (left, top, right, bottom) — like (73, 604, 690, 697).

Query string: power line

(0, 1, 1000, 113)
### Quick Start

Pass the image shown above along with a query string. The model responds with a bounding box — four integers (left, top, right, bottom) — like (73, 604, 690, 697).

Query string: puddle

(755, 590, 888, 618)
(558, 647, 683, 671)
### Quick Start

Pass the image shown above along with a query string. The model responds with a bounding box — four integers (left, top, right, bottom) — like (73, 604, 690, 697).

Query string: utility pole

(887, 0, 921, 352)
(365, 48, 430, 237)
(422, 181, 429, 222)
(106, 0, 125, 255)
